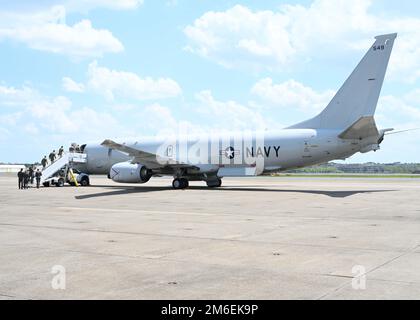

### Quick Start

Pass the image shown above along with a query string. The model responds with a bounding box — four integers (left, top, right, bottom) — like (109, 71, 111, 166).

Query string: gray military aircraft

(75, 33, 397, 189)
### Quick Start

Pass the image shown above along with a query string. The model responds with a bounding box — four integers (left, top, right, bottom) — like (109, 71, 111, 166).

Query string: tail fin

(289, 33, 397, 130)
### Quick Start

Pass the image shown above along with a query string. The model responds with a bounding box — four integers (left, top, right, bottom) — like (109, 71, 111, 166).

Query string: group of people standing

(17, 145, 65, 190)
(17, 167, 42, 189)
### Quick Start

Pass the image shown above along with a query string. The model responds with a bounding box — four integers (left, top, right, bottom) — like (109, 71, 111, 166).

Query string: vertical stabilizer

(289, 33, 397, 130)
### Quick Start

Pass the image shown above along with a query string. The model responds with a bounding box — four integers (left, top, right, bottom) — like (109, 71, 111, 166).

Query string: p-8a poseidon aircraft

(78, 33, 397, 189)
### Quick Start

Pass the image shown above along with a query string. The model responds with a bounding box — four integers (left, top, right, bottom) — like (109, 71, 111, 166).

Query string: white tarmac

(0, 175, 419, 299)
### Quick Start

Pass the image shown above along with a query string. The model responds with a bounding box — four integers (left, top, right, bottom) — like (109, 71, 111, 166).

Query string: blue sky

(0, 0, 419, 163)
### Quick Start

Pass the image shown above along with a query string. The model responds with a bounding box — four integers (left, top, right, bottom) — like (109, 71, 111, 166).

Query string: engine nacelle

(110, 162, 152, 183)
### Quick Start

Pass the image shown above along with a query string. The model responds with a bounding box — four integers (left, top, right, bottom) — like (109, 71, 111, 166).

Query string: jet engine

(110, 162, 152, 183)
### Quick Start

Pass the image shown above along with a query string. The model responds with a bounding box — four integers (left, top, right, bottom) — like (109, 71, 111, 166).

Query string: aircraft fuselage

(76, 128, 372, 177)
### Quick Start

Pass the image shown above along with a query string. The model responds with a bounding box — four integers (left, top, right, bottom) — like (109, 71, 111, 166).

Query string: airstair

(39, 152, 87, 184)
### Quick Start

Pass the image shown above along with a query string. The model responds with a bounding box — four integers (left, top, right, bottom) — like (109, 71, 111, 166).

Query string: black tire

(43, 182, 50, 187)
(207, 178, 222, 188)
(172, 178, 182, 189)
(172, 178, 189, 189)
(180, 178, 189, 188)
(56, 178, 65, 187)
(80, 177, 89, 187)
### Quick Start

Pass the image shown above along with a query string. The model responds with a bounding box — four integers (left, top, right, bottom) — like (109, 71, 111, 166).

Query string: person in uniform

(28, 166, 34, 185)
(49, 151, 56, 163)
(23, 170, 29, 189)
(35, 169, 42, 189)
(17, 168, 24, 189)
(58, 146, 64, 157)
(41, 156, 48, 169)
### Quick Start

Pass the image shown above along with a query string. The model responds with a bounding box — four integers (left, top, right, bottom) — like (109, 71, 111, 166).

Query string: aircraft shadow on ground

(74, 185, 396, 200)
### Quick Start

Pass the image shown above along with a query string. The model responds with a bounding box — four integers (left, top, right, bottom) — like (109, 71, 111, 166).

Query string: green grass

(273, 173, 420, 178)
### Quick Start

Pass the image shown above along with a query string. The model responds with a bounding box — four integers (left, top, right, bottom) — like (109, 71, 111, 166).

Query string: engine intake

(110, 162, 152, 183)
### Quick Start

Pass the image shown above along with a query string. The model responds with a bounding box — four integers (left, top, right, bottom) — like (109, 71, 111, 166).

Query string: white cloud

(184, 1, 420, 81)
(27, 95, 76, 133)
(24, 123, 39, 135)
(68, 107, 121, 137)
(62, 77, 85, 93)
(0, 112, 22, 125)
(184, 5, 294, 70)
(133, 103, 209, 136)
(87, 61, 182, 101)
(378, 94, 420, 126)
(64, 0, 143, 12)
(141, 103, 179, 133)
(403, 89, 420, 104)
(251, 78, 335, 113)
(195, 90, 269, 130)
(366, 93, 420, 163)
(166, 0, 178, 7)
(0, 84, 121, 136)
(250, 78, 420, 132)
(0, 6, 123, 58)
(0, 85, 36, 107)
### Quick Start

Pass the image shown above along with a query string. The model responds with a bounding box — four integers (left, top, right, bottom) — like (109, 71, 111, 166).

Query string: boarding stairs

(39, 152, 87, 184)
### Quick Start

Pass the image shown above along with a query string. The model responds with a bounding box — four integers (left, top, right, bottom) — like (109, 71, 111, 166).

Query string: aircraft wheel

(172, 178, 189, 189)
(56, 178, 65, 187)
(181, 178, 189, 188)
(172, 178, 182, 189)
(80, 177, 90, 186)
(206, 178, 222, 188)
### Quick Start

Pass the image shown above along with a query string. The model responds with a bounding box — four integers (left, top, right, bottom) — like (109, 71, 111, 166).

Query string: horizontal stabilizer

(338, 116, 379, 140)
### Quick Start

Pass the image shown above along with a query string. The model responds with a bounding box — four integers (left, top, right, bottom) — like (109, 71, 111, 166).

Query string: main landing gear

(172, 178, 189, 189)
(171, 177, 223, 189)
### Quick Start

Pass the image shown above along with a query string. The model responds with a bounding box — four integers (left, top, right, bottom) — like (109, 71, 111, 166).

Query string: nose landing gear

(206, 178, 222, 188)
(172, 178, 189, 189)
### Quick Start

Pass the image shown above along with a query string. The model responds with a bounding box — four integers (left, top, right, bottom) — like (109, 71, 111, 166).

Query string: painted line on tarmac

(58, 206, 214, 216)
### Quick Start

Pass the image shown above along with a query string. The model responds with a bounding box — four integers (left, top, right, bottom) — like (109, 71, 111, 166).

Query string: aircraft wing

(101, 139, 194, 169)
